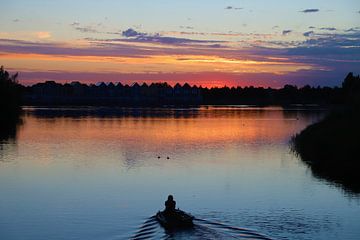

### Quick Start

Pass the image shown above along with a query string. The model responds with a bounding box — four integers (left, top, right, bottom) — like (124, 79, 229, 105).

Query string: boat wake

(129, 215, 273, 240)
(130, 216, 160, 240)
(194, 218, 272, 240)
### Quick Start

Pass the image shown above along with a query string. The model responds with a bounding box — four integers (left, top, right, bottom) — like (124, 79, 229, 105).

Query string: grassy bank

(292, 108, 360, 193)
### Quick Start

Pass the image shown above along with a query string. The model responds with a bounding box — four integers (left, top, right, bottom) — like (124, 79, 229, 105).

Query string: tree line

(1, 66, 358, 107)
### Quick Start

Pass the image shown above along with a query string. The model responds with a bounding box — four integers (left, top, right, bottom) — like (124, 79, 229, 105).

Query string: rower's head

(168, 195, 174, 200)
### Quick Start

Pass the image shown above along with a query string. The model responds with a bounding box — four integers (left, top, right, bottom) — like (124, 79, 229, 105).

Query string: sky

(0, 0, 359, 87)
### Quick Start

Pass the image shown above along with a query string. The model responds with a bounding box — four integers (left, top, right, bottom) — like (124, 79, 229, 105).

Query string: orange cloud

(36, 32, 51, 39)
(1, 52, 315, 76)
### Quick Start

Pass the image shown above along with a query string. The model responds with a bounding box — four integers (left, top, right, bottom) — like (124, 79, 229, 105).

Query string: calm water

(0, 106, 359, 240)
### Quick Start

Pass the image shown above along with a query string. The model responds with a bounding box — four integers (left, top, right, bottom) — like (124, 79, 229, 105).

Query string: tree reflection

(0, 113, 22, 143)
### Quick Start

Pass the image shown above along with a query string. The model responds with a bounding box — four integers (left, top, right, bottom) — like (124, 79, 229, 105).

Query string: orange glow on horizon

(1, 50, 315, 88)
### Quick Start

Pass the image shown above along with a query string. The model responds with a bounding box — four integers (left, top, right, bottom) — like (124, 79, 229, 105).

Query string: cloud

(36, 32, 51, 39)
(2, 26, 360, 88)
(120, 28, 224, 46)
(125, 35, 222, 45)
(0, 38, 152, 58)
(303, 31, 314, 37)
(346, 27, 360, 32)
(70, 21, 80, 26)
(282, 30, 292, 35)
(74, 26, 99, 33)
(161, 30, 274, 39)
(13, 19, 20, 23)
(320, 27, 337, 31)
(225, 6, 243, 10)
(0, 33, 227, 61)
(122, 28, 145, 37)
(70, 22, 101, 34)
(303, 31, 360, 49)
(286, 31, 360, 59)
(179, 26, 194, 30)
(301, 9, 319, 13)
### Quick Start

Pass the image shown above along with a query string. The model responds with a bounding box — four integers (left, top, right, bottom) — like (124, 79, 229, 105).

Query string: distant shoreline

(21, 80, 345, 107)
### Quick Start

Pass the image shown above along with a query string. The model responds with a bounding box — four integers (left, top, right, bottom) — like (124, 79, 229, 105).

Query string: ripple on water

(197, 209, 339, 240)
(129, 215, 273, 240)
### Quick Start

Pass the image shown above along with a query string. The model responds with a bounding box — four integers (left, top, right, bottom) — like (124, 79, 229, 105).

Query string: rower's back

(165, 195, 176, 212)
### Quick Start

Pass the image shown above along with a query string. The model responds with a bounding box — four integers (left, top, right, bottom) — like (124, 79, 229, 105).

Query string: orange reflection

(19, 108, 304, 149)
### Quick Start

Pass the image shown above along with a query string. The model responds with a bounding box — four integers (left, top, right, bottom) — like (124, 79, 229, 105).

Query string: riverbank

(292, 107, 360, 193)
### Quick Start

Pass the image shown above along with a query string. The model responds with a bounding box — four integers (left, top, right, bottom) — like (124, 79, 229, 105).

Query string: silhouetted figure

(164, 195, 176, 214)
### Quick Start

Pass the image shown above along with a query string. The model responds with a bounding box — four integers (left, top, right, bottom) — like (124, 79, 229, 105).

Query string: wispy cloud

(70, 22, 101, 34)
(74, 26, 99, 33)
(346, 27, 360, 32)
(320, 27, 337, 31)
(225, 6, 243, 10)
(165, 30, 239, 37)
(2, 26, 360, 87)
(120, 28, 224, 46)
(301, 9, 319, 13)
(179, 26, 194, 30)
(302, 31, 360, 49)
(70, 21, 80, 26)
(303, 31, 314, 37)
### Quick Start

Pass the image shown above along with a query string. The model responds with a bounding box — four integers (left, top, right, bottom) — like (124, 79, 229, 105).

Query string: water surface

(0, 106, 359, 240)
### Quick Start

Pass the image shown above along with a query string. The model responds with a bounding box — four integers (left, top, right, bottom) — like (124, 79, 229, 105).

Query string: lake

(0, 106, 359, 240)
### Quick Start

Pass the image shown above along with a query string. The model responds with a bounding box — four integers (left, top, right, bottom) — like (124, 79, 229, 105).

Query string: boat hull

(156, 209, 194, 229)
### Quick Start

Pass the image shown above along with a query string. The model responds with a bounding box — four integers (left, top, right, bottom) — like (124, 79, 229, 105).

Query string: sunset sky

(1, 0, 359, 87)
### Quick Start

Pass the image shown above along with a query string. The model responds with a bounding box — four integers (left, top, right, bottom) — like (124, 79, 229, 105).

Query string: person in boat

(164, 195, 176, 214)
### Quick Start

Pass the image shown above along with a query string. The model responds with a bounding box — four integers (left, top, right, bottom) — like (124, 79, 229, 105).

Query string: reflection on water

(0, 106, 359, 240)
(304, 163, 360, 196)
(0, 113, 23, 161)
(0, 113, 22, 142)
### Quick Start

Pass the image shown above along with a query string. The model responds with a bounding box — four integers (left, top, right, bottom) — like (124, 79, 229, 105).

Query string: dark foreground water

(0, 106, 359, 240)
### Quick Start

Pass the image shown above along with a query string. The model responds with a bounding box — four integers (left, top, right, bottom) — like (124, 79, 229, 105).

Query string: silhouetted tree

(342, 72, 360, 106)
(0, 66, 22, 117)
